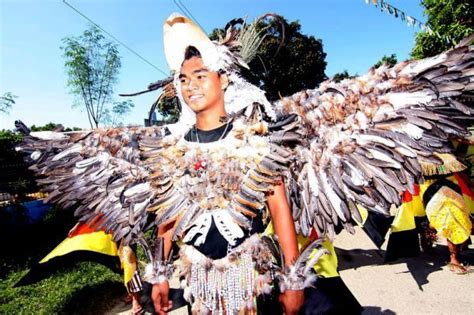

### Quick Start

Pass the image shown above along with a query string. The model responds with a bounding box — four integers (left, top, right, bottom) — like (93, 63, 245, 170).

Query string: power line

(62, 0, 169, 76)
(173, 0, 204, 30)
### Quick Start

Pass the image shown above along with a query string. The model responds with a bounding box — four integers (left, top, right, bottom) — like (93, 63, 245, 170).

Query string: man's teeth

(190, 95, 203, 100)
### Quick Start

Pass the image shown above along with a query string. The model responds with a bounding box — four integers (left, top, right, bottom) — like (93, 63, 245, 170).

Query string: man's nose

(188, 78, 199, 90)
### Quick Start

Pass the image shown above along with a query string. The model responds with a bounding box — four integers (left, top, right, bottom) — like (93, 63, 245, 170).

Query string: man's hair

(182, 45, 225, 76)
(184, 46, 201, 61)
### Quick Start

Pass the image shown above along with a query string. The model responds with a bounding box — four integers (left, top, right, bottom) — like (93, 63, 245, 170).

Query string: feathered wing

(17, 126, 173, 258)
(273, 35, 474, 239)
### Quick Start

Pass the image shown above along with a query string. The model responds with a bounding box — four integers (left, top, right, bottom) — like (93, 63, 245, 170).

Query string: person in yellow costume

(423, 173, 473, 273)
(388, 172, 473, 274)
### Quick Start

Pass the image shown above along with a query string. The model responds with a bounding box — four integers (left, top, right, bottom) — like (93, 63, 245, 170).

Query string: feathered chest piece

(139, 114, 298, 244)
(167, 121, 271, 211)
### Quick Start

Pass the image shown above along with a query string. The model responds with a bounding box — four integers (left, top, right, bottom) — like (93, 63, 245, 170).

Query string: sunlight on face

(179, 56, 228, 114)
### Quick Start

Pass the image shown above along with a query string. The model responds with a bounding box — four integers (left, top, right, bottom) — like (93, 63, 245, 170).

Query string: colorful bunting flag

(364, 0, 450, 42)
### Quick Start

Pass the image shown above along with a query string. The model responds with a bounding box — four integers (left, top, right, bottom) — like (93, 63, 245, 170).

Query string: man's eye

(197, 75, 205, 79)
(180, 79, 188, 84)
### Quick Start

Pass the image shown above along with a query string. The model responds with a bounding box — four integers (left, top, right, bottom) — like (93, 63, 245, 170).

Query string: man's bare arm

(267, 182, 299, 266)
(151, 220, 176, 314)
(267, 181, 304, 315)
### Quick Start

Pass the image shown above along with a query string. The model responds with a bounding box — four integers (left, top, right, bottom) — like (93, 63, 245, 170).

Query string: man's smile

(189, 94, 204, 101)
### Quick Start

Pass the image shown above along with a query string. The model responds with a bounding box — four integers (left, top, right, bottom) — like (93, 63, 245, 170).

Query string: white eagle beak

(163, 13, 219, 73)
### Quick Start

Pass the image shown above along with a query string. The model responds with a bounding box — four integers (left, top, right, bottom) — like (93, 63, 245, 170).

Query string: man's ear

(220, 73, 229, 90)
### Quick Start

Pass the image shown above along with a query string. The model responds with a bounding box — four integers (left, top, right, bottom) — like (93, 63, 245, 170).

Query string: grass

(0, 263, 123, 314)
(0, 205, 126, 314)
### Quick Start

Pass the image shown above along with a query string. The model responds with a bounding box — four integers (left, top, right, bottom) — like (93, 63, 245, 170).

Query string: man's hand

(130, 292, 143, 315)
(279, 289, 304, 315)
(151, 281, 173, 314)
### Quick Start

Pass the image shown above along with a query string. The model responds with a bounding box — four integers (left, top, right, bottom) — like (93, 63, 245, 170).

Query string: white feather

(372, 104, 395, 122)
(304, 248, 329, 274)
(399, 53, 447, 77)
(394, 143, 417, 158)
(354, 111, 369, 129)
(319, 169, 345, 221)
(346, 161, 366, 186)
(375, 80, 393, 91)
(366, 148, 402, 169)
(399, 123, 424, 140)
(31, 150, 41, 161)
(213, 210, 244, 246)
(123, 182, 151, 198)
(386, 91, 433, 109)
(353, 134, 396, 148)
(52, 144, 82, 161)
(305, 159, 319, 197)
(182, 212, 213, 246)
(75, 151, 109, 168)
(30, 131, 69, 140)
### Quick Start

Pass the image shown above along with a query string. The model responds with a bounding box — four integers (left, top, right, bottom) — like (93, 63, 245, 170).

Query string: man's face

(179, 56, 228, 114)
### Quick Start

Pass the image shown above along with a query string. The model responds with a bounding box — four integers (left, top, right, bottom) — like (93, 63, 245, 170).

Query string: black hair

(182, 45, 225, 76)
(184, 45, 202, 61)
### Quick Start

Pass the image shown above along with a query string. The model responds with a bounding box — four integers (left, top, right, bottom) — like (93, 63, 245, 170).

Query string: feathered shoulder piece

(273, 35, 474, 239)
(16, 125, 169, 255)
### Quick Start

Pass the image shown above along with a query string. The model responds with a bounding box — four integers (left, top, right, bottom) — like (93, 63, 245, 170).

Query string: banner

(365, 0, 449, 42)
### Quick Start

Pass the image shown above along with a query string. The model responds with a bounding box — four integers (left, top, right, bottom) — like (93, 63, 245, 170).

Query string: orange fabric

(402, 184, 420, 203)
(402, 190, 413, 203)
(68, 215, 106, 237)
(454, 173, 474, 199)
(309, 228, 318, 240)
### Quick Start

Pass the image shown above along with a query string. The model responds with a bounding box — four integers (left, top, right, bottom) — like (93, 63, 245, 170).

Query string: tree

(373, 54, 398, 68)
(210, 16, 327, 101)
(412, 0, 473, 59)
(62, 26, 121, 128)
(332, 70, 354, 83)
(101, 99, 135, 127)
(0, 92, 17, 115)
(158, 92, 182, 122)
(30, 122, 61, 132)
(245, 17, 327, 101)
(0, 129, 37, 196)
(30, 122, 81, 132)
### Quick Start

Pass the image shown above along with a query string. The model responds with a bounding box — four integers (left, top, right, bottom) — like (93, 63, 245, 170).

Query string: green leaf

(61, 25, 122, 128)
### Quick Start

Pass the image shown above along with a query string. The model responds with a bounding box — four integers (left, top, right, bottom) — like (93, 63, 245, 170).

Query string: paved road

(109, 228, 474, 314)
(336, 228, 473, 315)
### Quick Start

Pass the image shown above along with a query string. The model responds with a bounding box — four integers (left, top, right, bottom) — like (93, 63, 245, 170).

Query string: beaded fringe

(178, 235, 275, 314)
(190, 253, 254, 314)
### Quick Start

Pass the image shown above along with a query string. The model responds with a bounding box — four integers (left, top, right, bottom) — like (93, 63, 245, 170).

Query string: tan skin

(447, 240, 469, 273)
(151, 56, 304, 314)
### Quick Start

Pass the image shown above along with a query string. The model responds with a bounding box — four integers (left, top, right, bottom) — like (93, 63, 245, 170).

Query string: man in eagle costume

(16, 12, 474, 315)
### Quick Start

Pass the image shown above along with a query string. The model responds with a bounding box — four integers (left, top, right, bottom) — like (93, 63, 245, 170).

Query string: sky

(0, 0, 426, 130)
